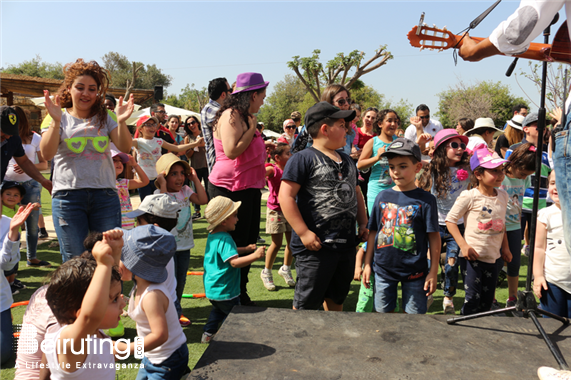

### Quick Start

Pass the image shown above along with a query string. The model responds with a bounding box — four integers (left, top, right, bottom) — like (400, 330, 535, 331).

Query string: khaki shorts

(265, 208, 292, 234)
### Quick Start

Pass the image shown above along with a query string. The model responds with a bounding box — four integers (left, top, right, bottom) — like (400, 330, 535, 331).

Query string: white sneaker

(260, 270, 276, 291)
(278, 266, 296, 287)
(443, 299, 455, 315)
(201, 332, 213, 344)
(538, 366, 571, 380)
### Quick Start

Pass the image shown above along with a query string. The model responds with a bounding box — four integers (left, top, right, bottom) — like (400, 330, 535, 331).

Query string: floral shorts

(265, 208, 292, 234)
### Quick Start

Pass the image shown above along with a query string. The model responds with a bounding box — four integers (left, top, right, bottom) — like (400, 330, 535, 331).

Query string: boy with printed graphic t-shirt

(279, 102, 368, 311)
(362, 138, 440, 314)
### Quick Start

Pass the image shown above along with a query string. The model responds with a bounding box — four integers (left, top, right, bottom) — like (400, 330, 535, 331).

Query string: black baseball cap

(0, 106, 19, 136)
(304, 102, 356, 131)
(0, 181, 26, 196)
(381, 138, 422, 162)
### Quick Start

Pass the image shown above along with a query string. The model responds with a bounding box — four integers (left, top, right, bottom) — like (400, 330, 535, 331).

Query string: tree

(287, 47, 393, 102)
(515, 62, 570, 111)
(257, 74, 308, 132)
(437, 80, 528, 128)
(2, 55, 64, 79)
(100, 52, 172, 92)
(163, 84, 209, 112)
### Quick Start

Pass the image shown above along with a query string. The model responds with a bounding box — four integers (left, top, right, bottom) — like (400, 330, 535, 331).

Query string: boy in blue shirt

(202, 196, 265, 343)
(363, 138, 440, 314)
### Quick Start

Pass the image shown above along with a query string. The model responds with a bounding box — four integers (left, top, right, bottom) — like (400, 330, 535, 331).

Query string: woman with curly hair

(40, 59, 134, 262)
(185, 115, 208, 218)
(208, 72, 269, 306)
(418, 129, 471, 315)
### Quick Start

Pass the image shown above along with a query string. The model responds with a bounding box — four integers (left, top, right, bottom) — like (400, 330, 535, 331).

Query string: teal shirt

(500, 175, 531, 231)
(203, 231, 240, 301)
(367, 136, 396, 212)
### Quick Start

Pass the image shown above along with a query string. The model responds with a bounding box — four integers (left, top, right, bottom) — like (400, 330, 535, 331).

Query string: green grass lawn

(2, 195, 527, 380)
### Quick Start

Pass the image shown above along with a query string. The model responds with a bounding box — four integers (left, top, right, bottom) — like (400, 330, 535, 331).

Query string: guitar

(407, 22, 570, 65)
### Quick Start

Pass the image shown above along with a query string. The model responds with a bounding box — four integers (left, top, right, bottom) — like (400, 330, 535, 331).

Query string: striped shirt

(201, 99, 221, 173)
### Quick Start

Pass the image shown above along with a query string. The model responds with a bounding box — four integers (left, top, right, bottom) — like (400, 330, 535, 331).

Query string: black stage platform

(189, 306, 571, 379)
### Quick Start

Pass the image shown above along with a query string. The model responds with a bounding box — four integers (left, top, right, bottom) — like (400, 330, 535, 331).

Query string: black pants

(193, 167, 210, 213)
(208, 182, 262, 303)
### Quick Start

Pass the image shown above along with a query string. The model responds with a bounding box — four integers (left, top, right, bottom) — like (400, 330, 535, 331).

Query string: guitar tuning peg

(419, 47, 424, 52)
(433, 24, 436, 28)
(443, 26, 447, 31)
(423, 23, 427, 27)
(439, 48, 444, 52)
(429, 48, 434, 51)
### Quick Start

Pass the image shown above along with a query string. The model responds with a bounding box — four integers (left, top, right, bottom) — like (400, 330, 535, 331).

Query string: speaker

(154, 85, 163, 101)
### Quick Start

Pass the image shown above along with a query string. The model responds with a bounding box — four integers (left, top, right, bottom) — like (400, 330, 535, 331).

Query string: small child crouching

(202, 196, 265, 343)
(363, 138, 440, 314)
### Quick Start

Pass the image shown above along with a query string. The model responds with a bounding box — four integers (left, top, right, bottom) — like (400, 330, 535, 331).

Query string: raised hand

(92, 237, 115, 267)
(116, 94, 135, 124)
(127, 154, 137, 167)
(102, 229, 124, 265)
(9, 203, 41, 233)
(409, 116, 423, 129)
(43, 90, 62, 123)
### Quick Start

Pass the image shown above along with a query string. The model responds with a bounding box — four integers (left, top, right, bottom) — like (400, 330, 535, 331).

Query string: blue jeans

(0, 308, 13, 365)
(173, 249, 190, 309)
(136, 343, 189, 380)
(540, 281, 571, 319)
(441, 224, 464, 297)
(374, 273, 427, 314)
(553, 108, 571, 256)
(20, 180, 41, 260)
(204, 297, 240, 334)
(52, 188, 121, 262)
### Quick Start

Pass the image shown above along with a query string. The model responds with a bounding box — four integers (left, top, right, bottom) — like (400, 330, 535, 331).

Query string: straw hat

(205, 196, 242, 231)
(155, 153, 191, 188)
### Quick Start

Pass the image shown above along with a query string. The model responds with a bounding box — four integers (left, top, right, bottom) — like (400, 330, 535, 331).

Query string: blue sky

(1, 1, 566, 117)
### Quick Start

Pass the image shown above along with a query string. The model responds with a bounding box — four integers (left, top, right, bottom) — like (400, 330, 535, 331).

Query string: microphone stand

(448, 14, 570, 370)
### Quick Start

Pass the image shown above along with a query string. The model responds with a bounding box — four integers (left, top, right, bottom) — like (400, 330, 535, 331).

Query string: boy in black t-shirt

(279, 102, 368, 311)
(362, 138, 440, 314)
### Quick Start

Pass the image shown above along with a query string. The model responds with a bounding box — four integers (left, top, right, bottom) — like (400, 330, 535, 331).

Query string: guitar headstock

(407, 25, 457, 51)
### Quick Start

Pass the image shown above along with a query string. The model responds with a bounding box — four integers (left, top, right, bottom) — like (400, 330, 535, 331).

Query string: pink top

(15, 285, 59, 380)
(209, 130, 266, 191)
(265, 163, 283, 212)
(355, 128, 376, 149)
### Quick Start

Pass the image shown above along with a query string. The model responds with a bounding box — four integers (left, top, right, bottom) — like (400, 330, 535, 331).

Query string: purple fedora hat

(232, 72, 269, 94)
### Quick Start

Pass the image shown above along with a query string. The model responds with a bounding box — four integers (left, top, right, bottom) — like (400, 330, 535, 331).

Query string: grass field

(1, 190, 527, 380)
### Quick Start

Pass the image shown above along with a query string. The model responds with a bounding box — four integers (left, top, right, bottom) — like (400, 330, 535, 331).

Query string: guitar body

(407, 23, 570, 65)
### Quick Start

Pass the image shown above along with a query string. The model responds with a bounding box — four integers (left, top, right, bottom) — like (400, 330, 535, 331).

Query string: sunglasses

(285, 125, 296, 130)
(419, 115, 430, 120)
(155, 110, 166, 114)
(447, 141, 466, 150)
(335, 98, 351, 106)
(143, 123, 157, 129)
(187, 121, 197, 126)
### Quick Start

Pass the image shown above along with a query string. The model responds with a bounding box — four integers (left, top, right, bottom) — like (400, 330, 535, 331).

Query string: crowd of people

(1, 1, 571, 378)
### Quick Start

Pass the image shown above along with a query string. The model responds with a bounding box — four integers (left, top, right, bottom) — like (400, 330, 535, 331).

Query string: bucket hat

(205, 196, 242, 231)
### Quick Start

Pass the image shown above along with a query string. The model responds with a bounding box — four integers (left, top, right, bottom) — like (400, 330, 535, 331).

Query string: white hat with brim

(205, 196, 242, 231)
(507, 115, 525, 131)
(465, 117, 503, 136)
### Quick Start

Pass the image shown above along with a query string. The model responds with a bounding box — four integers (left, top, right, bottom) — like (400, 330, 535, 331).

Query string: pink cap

(470, 148, 507, 171)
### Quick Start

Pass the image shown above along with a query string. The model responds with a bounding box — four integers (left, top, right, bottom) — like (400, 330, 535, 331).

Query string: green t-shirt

(203, 231, 240, 301)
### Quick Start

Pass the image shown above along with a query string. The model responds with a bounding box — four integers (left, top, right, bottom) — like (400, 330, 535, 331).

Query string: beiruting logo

(15, 324, 144, 370)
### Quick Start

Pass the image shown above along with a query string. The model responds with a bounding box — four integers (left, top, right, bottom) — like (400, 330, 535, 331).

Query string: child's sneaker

(443, 299, 455, 315)
(538, 366, 571, 380)
(260, 270, 276, 291)
(179, 315, 192, 327)
(39, 228, 49, 239)
(201, 332, 213, 344)
(506, 296, 522, 317)
(522, 244, 530, 257)
(278, 266, 295, 287)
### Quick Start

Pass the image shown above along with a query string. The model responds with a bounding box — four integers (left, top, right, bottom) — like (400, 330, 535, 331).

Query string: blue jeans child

(374, 273, 427, 314)
(136, 343, 189, 380)
(442, 224, 465, 298)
